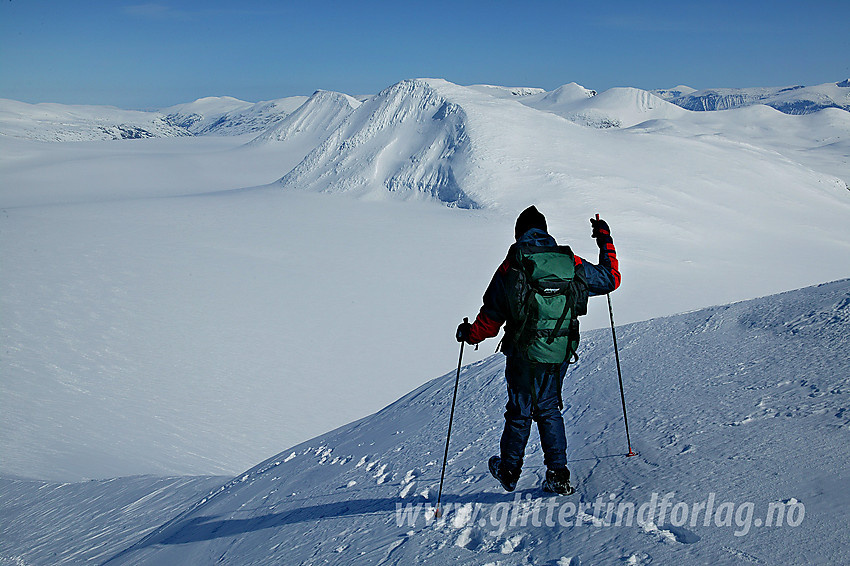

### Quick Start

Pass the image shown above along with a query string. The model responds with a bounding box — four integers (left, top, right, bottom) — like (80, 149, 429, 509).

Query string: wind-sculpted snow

(16, 280, 840, 566)
(278, 79, 479, 208)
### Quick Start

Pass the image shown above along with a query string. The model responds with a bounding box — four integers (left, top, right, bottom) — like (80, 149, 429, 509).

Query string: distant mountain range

(654, 79, 850, 114)
(1, 80, 847, 143)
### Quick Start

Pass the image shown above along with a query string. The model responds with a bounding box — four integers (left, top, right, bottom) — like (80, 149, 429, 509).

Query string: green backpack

(504, 244, 589, 364)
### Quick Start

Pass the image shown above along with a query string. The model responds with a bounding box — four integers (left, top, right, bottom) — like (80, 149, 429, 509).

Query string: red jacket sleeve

(575, 232, 621, 295)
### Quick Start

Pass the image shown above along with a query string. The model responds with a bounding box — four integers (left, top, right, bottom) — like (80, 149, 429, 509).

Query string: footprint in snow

(499, 533, 525, 554)
(454, 526, 484, 550)
(640, 520, 700, 544)
(403, 468, 420, 483)
(623, 552, 652, 565)
(399, 481, 416, 498)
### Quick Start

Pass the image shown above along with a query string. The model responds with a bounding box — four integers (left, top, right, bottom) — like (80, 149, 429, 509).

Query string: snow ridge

(278, 79, 478, 208)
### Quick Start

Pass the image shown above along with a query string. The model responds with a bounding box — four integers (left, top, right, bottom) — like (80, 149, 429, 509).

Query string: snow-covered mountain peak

(529, 82, 598, 105)
(250, 90, 360, 145)
(165, 95, 251, 113)
(277, 78, 479, 208)
(524, 86, 687, 128)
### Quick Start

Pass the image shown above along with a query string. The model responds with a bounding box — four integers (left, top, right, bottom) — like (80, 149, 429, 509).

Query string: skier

(456, 206, 620, 494)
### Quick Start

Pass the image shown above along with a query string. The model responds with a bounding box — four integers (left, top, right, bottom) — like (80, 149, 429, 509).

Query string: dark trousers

(500, 356, 568, 472)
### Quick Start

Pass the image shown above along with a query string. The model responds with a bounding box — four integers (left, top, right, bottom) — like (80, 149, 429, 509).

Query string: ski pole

(607, 292, 636, 457)
(595, 213, 636, 458)
(435, 318, 466, 519)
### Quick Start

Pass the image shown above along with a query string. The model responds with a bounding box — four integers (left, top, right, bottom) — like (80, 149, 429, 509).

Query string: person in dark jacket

(457, 205, 620, 494)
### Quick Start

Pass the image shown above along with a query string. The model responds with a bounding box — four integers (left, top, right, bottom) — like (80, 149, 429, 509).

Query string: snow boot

(489, 456, 519, 492)
(542, 467, 575, 495)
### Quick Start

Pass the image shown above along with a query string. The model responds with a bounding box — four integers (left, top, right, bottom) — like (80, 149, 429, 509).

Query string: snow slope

(3, 280, 847, 565)
(629, 104, 850, 190)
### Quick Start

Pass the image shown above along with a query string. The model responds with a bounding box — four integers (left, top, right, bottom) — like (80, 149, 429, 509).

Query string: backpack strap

(546, 285, 578, 345)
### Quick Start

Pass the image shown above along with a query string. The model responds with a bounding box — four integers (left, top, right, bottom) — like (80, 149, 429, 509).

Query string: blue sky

(1, 0, 848, 109)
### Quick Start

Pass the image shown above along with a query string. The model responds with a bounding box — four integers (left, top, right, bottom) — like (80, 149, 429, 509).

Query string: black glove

(456, 318, 472, 343)
(590, 216, 611, 239)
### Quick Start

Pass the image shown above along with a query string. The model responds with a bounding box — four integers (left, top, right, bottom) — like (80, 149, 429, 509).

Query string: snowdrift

(5, 280, 846, 565)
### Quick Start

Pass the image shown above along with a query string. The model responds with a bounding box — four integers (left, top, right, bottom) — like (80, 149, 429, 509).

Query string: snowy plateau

(1, 77, 849, 565)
